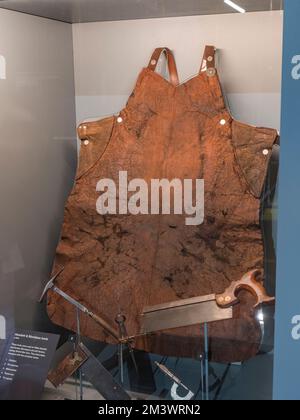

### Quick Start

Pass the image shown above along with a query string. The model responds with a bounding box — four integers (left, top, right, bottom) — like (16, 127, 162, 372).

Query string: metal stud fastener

(117, 117, 123, 124)
(84, 140, 89, 146)
(220, 119, 226, 126)
(206, 67, 216, 77)
(207, 56, 213, 62)
(262, 149, 269, 156)
(151, 59, 157, 66)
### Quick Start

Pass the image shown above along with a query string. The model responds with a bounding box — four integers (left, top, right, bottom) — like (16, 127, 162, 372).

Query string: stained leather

(47, 46, 278, 363)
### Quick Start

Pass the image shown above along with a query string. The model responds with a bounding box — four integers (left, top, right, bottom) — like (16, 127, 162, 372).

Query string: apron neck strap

(200, 45, 216, 76)
(148, 48, 179, 87)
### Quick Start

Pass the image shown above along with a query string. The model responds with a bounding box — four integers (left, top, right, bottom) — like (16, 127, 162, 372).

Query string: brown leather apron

(47, 46, 278, 363)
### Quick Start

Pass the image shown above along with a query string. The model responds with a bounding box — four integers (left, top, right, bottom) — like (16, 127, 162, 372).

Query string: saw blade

(140, 294, 233, 334)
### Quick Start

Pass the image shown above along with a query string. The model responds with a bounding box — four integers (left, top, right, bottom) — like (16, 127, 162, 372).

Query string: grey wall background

(73, 11, 283, 130)
(0, 9, 77, 349)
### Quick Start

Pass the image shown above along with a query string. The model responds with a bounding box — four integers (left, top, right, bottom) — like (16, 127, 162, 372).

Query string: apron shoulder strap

(148, 48, 179, 86)
(200, 45, 217, 76)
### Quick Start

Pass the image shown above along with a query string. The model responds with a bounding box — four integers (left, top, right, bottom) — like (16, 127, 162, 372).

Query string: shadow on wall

(0, 9, 77, 339)
(0, 106, 77, 339)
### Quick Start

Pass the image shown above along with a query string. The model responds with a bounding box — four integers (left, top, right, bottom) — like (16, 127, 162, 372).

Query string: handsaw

(140, 270, 275, 334)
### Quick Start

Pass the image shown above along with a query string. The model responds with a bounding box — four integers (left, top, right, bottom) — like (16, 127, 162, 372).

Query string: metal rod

(76, 307, 83, 401)
(74, 315, 78, 401)
(79, 370, 83, 401)
(200, 354, 204, 401)
(155, 362, 190, 392)
(115, 313, 138, 374)
(204, 323, 209, 401)
(76, 307, 81, 344)
(119, 342, 124, 384)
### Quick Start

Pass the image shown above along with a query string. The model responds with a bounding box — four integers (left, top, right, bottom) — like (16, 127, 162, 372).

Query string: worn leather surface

(47, 47, 278, 362)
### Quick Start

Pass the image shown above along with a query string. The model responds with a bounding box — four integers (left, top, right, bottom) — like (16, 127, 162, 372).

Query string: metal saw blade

(140, 294, 233, 334)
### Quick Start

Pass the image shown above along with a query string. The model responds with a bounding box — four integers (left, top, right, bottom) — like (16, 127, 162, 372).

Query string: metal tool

(79, 343, 131, 400)
(75, 306, 83, 400)
(141, 294, 233, 334)
(171, 384, 195, 401)
(155, 362, 194, 401)
(115, 313, 138, 383)
(48, 343, 88, 390)
(39, 268, 120, 342)
(204, 323, 209, 400)
(48, 340, 131, 400)
(200, 354, 204, 401)
(141, 270, 275, 334)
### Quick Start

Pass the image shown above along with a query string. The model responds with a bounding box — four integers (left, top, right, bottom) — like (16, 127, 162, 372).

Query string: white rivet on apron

(262, 149, 269, 156)
(207, 56, 213, 62)
(117, 117, 123, 123)
(207, 67, 216, 77)
(84, 140, 89, 146)
(151, 59, 157, 66)
(220, 119, 226, 126)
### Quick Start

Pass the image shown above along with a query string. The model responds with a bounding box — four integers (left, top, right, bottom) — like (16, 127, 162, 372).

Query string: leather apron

(47, 47, 278, 363)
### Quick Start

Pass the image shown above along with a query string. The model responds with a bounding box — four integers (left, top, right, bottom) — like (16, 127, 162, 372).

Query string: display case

(0, 1, 284, 401)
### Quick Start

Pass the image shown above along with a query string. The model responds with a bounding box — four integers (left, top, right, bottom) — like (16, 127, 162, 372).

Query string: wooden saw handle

(216, 270, 275, 309)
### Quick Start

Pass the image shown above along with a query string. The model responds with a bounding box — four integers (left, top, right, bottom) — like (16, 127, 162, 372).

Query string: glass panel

(0, 1, 282, 401)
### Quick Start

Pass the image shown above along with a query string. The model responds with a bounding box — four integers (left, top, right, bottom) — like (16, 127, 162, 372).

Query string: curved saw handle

(216, 270, 275, 309)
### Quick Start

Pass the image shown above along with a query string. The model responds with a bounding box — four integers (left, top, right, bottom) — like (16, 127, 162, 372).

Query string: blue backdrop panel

(273, 0, 300, 400)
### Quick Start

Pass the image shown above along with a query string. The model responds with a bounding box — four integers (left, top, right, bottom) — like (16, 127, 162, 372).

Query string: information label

(0, 330, 59, 400)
